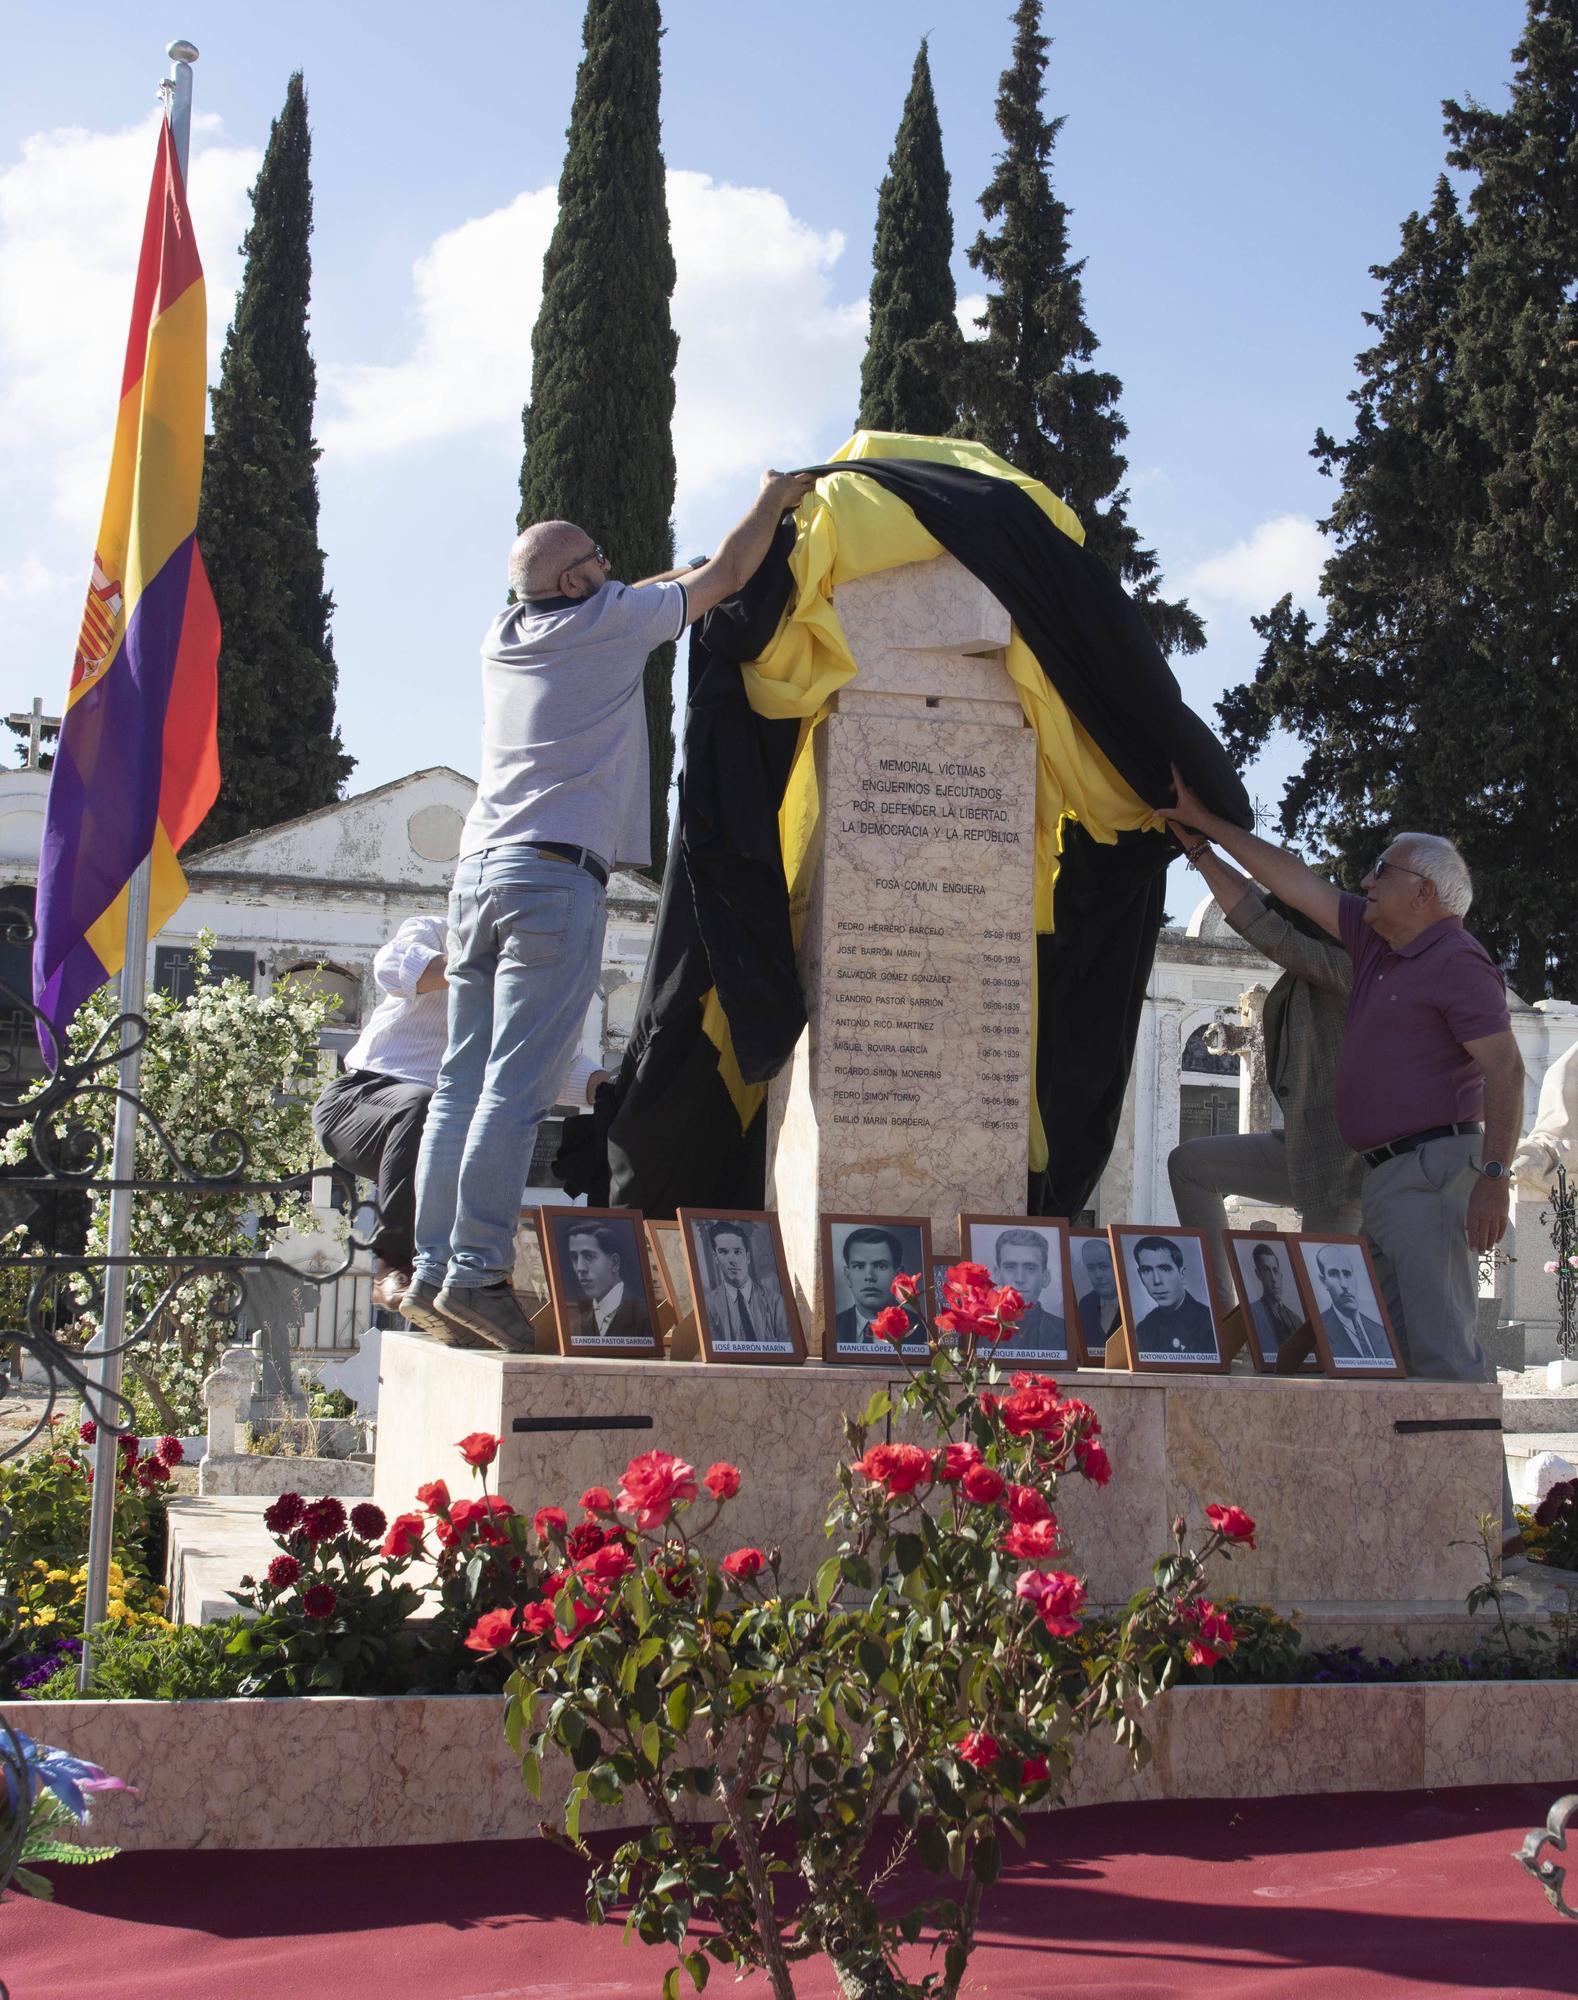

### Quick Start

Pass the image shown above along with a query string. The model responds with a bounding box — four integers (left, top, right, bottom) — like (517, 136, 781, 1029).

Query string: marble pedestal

(765, 553, 1038, 1332)
(375, 1333, 1502, 1613)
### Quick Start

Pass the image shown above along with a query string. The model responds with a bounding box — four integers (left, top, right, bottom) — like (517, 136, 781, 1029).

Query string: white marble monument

(764, 553, 1038, 1331)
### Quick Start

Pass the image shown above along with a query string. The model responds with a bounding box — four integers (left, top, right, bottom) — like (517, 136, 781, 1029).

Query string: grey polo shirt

(460, 579, 688, 869)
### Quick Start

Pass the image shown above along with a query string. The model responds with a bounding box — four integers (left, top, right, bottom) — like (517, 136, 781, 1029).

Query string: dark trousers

(313, 1069, 433, 1272)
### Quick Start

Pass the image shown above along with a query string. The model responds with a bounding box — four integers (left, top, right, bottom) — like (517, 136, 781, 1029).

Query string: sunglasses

(1373, 857, 1428, 883)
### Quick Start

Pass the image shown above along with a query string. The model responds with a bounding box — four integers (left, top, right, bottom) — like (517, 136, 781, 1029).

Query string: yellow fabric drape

(702, 432, 1162, 1173)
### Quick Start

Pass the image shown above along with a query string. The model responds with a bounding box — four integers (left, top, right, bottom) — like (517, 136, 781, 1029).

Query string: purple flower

(1, 1732, 131, 1820)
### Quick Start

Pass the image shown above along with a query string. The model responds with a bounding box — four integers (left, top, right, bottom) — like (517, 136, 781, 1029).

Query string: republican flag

(33, 115, 220, 1058)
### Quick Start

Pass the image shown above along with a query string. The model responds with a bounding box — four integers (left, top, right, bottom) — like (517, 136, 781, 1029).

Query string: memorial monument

(765, 552, 1037, 1326)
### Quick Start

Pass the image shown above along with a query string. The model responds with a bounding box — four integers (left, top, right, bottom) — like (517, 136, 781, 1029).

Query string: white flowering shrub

(3, 933, 341, 1430)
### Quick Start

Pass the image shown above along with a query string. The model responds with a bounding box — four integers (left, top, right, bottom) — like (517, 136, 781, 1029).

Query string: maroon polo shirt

(1335, 892, 1510, 1154)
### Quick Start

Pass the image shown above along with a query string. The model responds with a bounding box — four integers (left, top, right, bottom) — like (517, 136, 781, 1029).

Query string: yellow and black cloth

(580, 433, 1250, 1219)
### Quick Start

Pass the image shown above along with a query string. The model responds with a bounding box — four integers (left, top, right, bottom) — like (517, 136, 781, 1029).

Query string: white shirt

(592, 1281, 626, 1337)
(342, 913, 601, 1105)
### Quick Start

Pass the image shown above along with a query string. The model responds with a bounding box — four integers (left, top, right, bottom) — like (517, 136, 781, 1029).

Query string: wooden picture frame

(676, 1210, 805, 1366)
(1108, 1224, 1230, 1374)
(541, 1206, 664, 1359)
(820, 1214, 934, 1365)
(957, 1214, 1086, 1366)
(644, 1220, 697, 1360)
(1290, 1234, 1407, 1378)
(511, 1207, 561, 1354)
(1223, 1229, 1320, 1375)
(1068, 1228, 1122, 1367)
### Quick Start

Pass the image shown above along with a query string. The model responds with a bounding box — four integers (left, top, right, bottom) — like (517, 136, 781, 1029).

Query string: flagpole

(78, 40, 199, 1691)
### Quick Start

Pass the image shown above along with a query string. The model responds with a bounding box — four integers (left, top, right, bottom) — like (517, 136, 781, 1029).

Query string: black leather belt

(525, 842, 608, 887)
(1362, 1121, 1482, 1169)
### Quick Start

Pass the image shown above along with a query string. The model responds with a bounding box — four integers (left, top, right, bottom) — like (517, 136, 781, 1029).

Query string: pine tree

(1220, 1, 1578, 993)
(857, 40, 959, 437)
(956, 0, 1202, 657)
(519, 0, 678, 869)
(197, 72, 351, 848)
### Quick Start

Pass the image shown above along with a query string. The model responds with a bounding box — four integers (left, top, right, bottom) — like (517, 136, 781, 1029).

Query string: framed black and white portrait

(512, 1207, 549, 1318)
(1068, 1229, 1122, 1362)
(676, 1210, 804, 1365)
(1224, 1230, 1318, 1374)
(820, 1215, 933, 1364)
(1292, 1235, 1405, 1378)
(958, 1214, 1084, 1364)
(542, 1207, 663, 1358)
(1108, 1225, 1227, 1372)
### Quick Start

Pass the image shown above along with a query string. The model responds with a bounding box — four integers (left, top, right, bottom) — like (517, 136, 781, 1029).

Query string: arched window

(1182, 1024, 1238, 1078)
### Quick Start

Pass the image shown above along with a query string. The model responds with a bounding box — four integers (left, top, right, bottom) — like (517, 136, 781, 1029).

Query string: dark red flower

(78, 1419, 97, 1445)
(302, 1583, 338, 1620)
(566, 1521, 608, 1560)
(961, 1461, 1006, 1506)
(350, 1503, 387, 1541)
(455, 1432, 499, 1469)
(464, 1608, 518, 1654)
(117, 1434, 139, 1461)
(703, 1462, 741, 1499)
(1206, 1504, 1257, 1549)
(302, 1497, 348, 1543)
(381, 1512, 425, 1559)
(264, 1492, 305, 1535)
(1020, 1756, 1050, 1784)
(957, 1729, 1000, 1769)
(267, 1554, 301, 1590)
(137, 1457, 171, 1487)
(1534, 1480, 1575, 1529)
(1078, 1441, 1112, 1487)
(157, 1434, 184, 1466)
(720, 1547, 765, 1580)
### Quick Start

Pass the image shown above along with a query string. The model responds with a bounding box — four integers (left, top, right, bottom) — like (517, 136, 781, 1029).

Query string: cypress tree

(519, 0, 678, 870)
(957, 0, 1202, 657)
(1220, 1, 1578, 994)
(857, 39, 959, 437)
(197, 72, 351, 847)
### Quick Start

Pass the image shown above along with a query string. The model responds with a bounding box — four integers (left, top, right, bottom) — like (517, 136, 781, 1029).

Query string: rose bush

(488, 1262, 1255, 2000)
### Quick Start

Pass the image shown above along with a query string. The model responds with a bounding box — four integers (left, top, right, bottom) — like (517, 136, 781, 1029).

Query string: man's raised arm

(1163, 764, 1343, 940)
(675, 469, 819, 625)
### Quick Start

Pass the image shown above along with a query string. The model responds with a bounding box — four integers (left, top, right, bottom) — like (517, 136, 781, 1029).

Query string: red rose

(157, 1434, 184, 1466)
(464, 1607, 518, 1654)
(1021, 1756, 1050, 1784)
(616, 1450, 698, 1530)
(450, 1495, 515, 1545)
(577, 1542, 636, 1585)
(1014, 1567, 1087, 1637)
(1005, 1484, 1052, 1525)
(1001, 1517, 1061, 1561)
(1182, 1600, 1238, 1668)
(519, 1602, 557, 1641)
(1206, 1504, 1257, 1549)
(456, 1431, 499, 1469)
(891, 1269, 923, 1305)
(416, 1479, 451, 1516)
(720, 1547, 765, 1580)
(533, 1506, 569, 1540)
(944, 1262, 992, 1295)
(302, 1583, 338, 1620)
(549, 1588, 606, 1651)
(302, 1497, 348, 1543)
(381, 1512, 425, 1559)
(869, 1305, 915, 1345)
(350, 1503, 387, 1541)
(703, 1462, 741, 1500)
(998, 1382, 1064, 1437)
(956, 1729, 1000, 1769)
(938, 1440, 982, 1483)
(78, 1419, 97, 1444)
(1078, 1441, 1112, 1487)
(266, 1554, 301, 1589)
(852, 1442, 934, 1496)
(580, 1486, 615, 1515)
(961, 1461, 1005, 1506)
(566, 1520, 608, 1560)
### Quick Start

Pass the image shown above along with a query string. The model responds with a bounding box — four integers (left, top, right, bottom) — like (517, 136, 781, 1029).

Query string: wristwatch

(1478, 1158, 1507, 1181)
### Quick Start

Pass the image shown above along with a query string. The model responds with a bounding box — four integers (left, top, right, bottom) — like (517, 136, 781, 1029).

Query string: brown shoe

(398, 1278, 487, 1349)
(433, 1281, 532, 1353)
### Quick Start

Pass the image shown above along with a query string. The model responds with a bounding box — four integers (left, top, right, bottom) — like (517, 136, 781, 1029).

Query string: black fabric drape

(607, 460, 1250, 1221)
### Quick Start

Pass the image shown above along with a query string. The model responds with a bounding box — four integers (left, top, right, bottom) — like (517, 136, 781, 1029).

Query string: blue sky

(0, 0, 1529, 891)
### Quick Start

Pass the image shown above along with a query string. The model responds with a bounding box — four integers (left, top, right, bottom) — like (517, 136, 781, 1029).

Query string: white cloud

(318, 168, 869, 537)
(955, 291, 988, 339)
(1180, 514, 1326, 614)
(0, 109, 258, 539)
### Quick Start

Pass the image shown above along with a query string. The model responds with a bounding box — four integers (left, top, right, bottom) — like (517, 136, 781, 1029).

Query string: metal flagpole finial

(161, 40, 198, 186)
(167, 39, 199, 63)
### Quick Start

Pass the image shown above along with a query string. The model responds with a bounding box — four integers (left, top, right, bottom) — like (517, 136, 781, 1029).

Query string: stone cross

(1205, 984, 1274, 1132)
(5, 697, 60, 769)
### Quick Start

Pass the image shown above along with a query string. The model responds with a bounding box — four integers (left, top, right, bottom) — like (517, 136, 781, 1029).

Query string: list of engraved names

(820, 741, 1033, 1138)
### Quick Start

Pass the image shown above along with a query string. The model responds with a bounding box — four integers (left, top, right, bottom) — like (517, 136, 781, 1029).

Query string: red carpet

(3, 1785, 1574, 1999)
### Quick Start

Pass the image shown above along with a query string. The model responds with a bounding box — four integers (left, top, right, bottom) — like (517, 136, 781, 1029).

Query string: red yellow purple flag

(32, 115, 220, 1056)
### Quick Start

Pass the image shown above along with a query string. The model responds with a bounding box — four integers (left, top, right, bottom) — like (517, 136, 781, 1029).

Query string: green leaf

(520, 1749, 542, 1799)
(667, 1682, 695, 1731)
(862, 1388, 892, 1427)
(894, 1533, 925, 1575)
(915, 1819, 948, 1874)
(683, 1949, 710, 1991)
(973, 1832, 1001, 1885)
(640, 1720, 662, 1770)
(814, 1554, 841, 1610)
(661, 1967, 681, 2000)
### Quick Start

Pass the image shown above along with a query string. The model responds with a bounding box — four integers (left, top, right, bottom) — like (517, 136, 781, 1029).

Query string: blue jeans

(411, 846, 606, 1289)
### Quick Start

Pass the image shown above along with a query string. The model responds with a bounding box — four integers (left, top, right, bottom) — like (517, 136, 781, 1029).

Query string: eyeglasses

(571, 544, 608, 571)
(1373, 857, 1428, 883)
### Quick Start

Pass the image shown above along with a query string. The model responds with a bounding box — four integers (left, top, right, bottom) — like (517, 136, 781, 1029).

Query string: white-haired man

(403, 469, 816, 1351)
(1164, 772, 1525, 1555)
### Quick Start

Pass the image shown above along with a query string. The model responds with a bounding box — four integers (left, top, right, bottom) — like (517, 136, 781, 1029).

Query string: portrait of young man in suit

(983, 1225, 1068, 1356)
(832, 1224, 925, 1355)
(565, 1218, 649, 1344)
(1246, 1240, 1306, 1359)
(1129, 1234, 1218, 1359)
(699, 1220, 791, 1348)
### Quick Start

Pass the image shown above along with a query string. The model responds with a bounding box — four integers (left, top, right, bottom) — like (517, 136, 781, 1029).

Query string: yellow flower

(45, 1568, 69, 1583)
(32, 1559, 47, 1572)
(30, 1607, 57, 1627)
